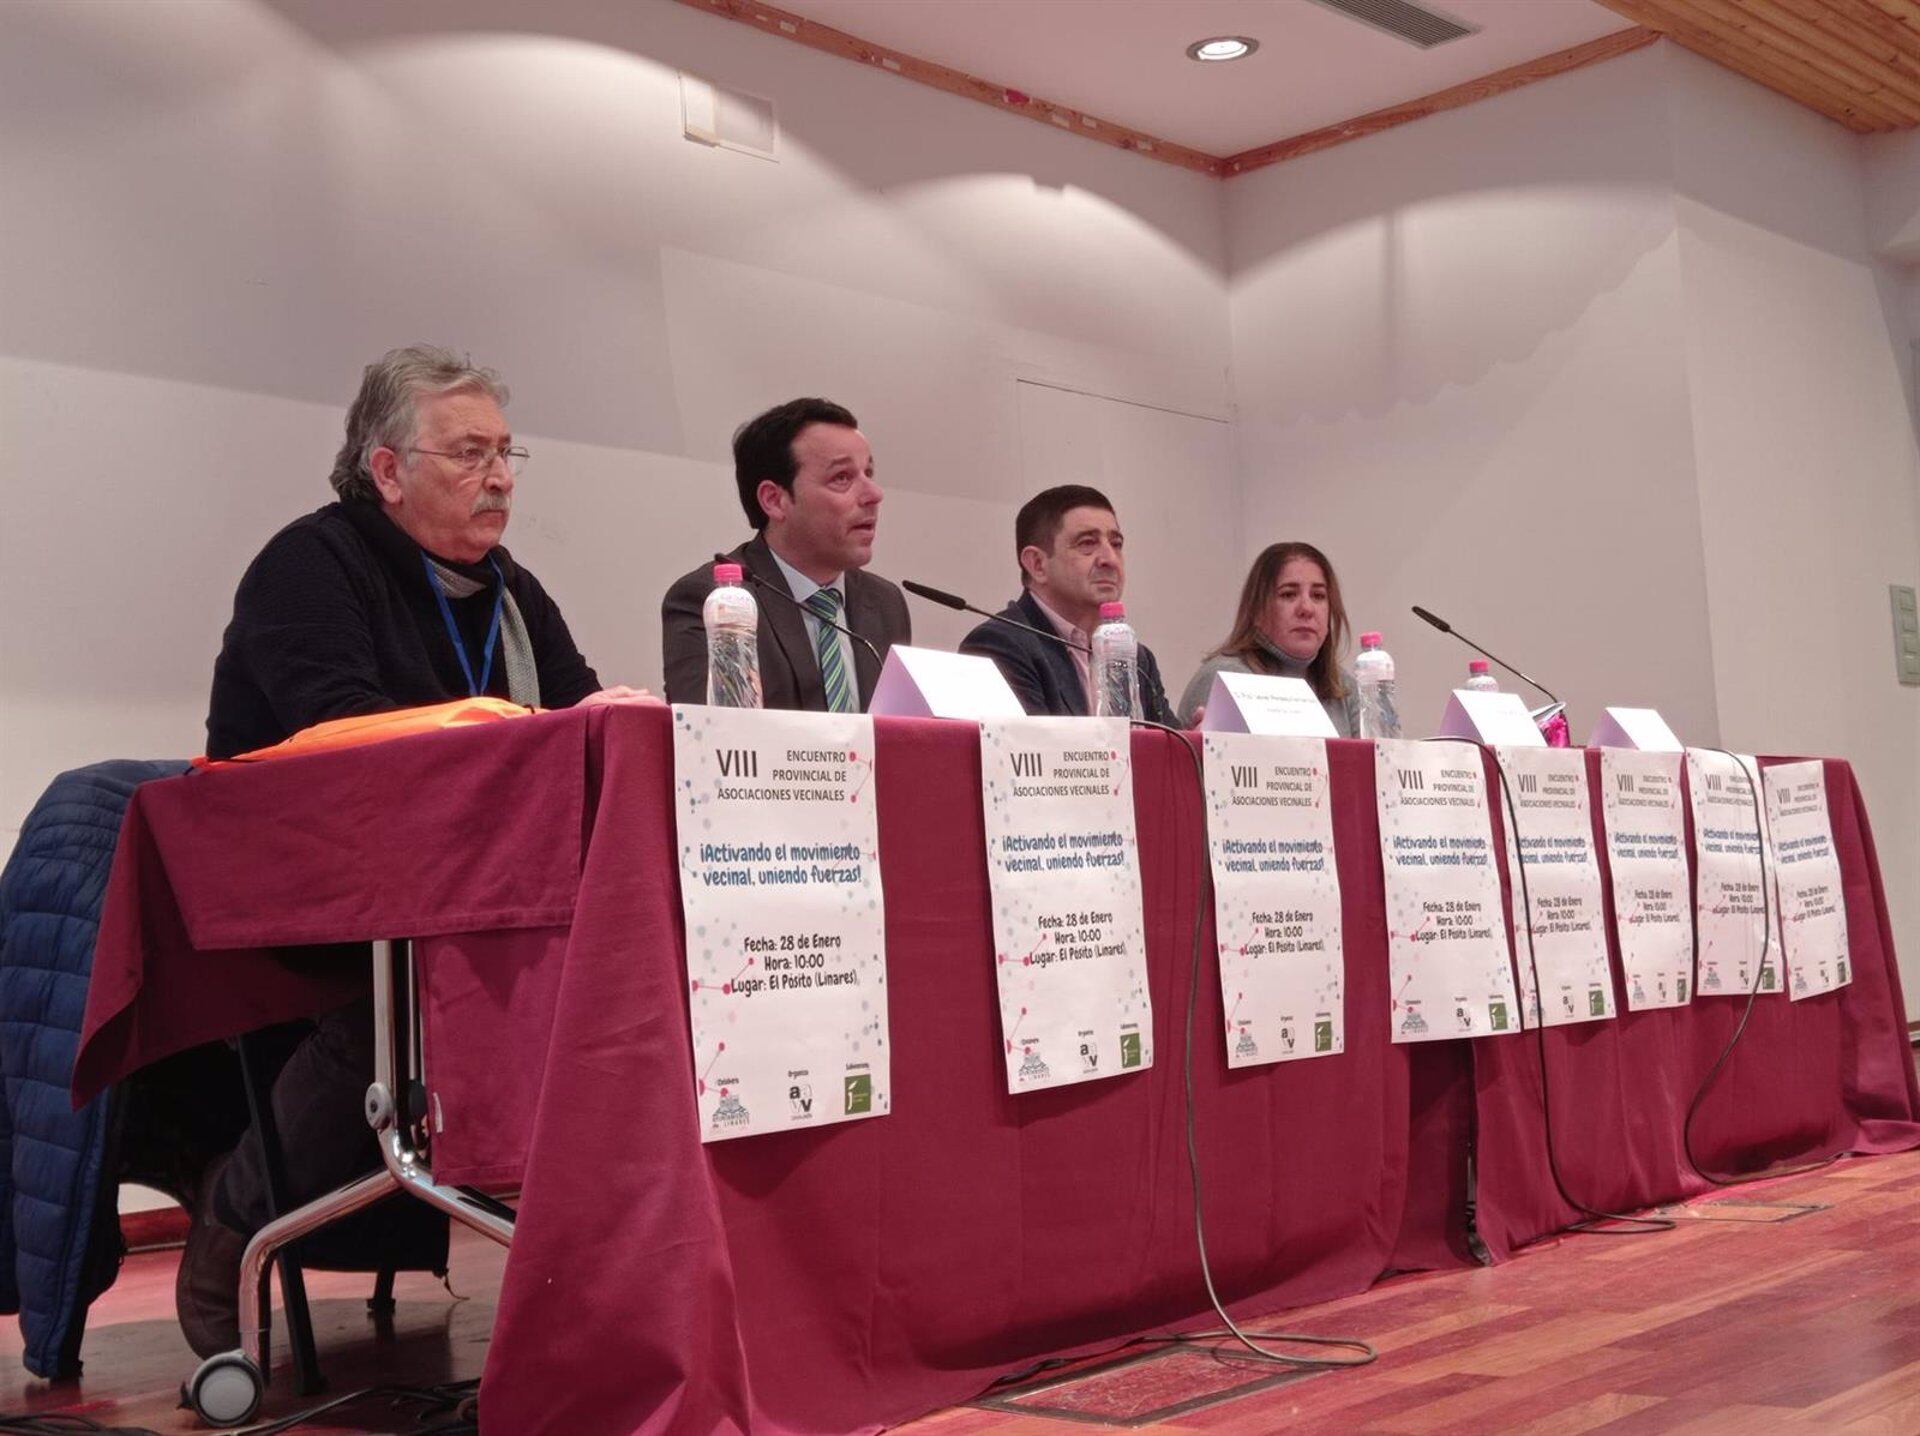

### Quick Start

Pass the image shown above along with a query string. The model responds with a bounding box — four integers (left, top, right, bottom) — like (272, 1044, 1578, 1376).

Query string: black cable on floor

(1131, 717, 1377, 1370)
(0, 1417, 165, 1436)
(223, 1379, 478, 1436)
(1430, 737, 1672, 1237)
(1681, 747, 1841, 1189)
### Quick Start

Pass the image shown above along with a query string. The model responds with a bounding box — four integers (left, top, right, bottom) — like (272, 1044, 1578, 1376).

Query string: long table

(74, 706, 1920, 1434)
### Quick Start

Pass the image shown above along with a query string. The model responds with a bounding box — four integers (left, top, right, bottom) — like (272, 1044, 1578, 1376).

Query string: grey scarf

(428, 559, 542, 707)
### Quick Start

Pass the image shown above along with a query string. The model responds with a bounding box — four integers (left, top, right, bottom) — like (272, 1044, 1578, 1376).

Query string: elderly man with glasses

(183, 345, 648, 1357)
(205, 343, 647, 760)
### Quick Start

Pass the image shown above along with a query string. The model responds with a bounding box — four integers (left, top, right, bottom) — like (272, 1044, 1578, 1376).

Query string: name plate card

(1375, 740, 1522, 1042)
(1200, 672, 1338, 737)
(1590, 706, 1682, 751)
(1493, 746, 1615, 1028)
(869, 645, 1027, 720)
(1202, 733, 1345, 1067)
(1686, 749, 1781, 996)
(979, 717, 1152, 1092)
(1437, 689, 1545, 746)
(1600, 749, 1694, 1009)
(1763, 761, 1851, 1000)
(672, 707, 890, 1142)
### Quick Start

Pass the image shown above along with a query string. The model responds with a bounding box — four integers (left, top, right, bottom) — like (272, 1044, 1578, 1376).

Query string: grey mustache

(471, 492, 512, 515)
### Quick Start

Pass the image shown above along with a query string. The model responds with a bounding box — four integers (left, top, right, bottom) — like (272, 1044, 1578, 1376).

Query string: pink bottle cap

(1098, 602, 1126, 620)
(1469, 659, 1489, 674)
(1359, 631, 1382, 647)
(713, 562, 743, 583)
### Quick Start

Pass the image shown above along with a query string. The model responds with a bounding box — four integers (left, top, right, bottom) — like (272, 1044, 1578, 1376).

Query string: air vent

(1307, 0, 1479, 49)
(681, 74, 779, 161)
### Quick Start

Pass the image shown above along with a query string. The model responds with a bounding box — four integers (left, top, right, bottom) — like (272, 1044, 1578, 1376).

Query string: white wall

(1227, 45, 1719, 744)
(0, 0, 1233, 835)
(1666, 47, 1920, 1008)
(1225, 41, 1920, 1013)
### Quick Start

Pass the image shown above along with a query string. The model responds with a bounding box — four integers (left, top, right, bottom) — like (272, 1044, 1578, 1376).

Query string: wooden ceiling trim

(1220, 28, 1662, 175)
(671, 0, 1227, 176)
(1757, 0, 1920, 101)
(1680, 0, 1920, 115)
(677, 0, 1917, 182)
(1602, 0, 1905, 126)
(1866, 0, 1920, 29)
(1826, 0, 1920, 65)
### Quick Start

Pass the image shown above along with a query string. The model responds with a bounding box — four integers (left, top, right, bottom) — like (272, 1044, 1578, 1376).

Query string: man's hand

(577, 685, 663, 708)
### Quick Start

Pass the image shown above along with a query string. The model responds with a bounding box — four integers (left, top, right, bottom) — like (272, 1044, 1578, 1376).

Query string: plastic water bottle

(1090, 601, 1142, 719)
(1465, 659, 1498, 693)
(703, 563, 762, 708)
(1354, 631, 1401, 740)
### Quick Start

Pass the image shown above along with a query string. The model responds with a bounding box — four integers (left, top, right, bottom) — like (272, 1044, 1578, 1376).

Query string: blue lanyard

(420, 552, 507, 697)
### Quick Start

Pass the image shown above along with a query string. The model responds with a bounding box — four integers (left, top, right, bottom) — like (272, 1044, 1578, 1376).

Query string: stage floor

(4, 1147, 1918, 1433)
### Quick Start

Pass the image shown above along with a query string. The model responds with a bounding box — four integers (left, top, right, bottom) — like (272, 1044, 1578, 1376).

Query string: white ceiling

(777, 0, 1636, 156)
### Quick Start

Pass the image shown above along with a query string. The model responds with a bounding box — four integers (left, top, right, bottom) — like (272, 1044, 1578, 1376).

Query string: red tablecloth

(1472, 753, 1920, 1257)
(72, 710, 1919, 1435)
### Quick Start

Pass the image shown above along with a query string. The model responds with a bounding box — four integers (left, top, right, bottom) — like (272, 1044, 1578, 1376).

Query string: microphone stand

(712, 552, 883, 667)
(900, 579, 1089, 654)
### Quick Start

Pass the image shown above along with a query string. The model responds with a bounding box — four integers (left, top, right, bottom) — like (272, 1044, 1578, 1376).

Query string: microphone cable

(1128, 715, 1377, 1371)
(1430, 738, 1672, 1237)
(1681, 747, 1842, 1189)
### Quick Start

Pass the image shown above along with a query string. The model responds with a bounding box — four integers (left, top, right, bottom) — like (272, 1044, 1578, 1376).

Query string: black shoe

(176, 1154, 246, 1358)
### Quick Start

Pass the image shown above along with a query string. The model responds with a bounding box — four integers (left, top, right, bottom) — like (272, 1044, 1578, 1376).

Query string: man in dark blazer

(662, 398, 909, 709)
(959, 484, 1176, 726)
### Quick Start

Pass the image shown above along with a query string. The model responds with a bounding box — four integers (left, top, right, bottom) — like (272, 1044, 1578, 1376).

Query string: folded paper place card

(1200, 672, 1337, 737)
(1589, 706, 1681, 751)
(1437, 689, 1544, 746)
(868, 645, 1026, 720)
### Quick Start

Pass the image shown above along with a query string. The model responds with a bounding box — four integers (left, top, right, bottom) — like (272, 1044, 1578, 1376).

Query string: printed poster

(1375, 740, 1521, 1042)
(673, 706, 889, 1142)
(1763, 760, 1851, 1000)
(1494, 746, 1615, 1028)
(1202, 733, 1344, 1067)
(1686, 749, 1781, 997)
(1599, 749, 1695, 1010)
(980, 717, 1152, 1091)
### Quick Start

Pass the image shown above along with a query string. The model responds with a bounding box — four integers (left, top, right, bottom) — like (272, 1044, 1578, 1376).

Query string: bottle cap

(713, 562, 743, 584)
(1098, 601, 1127, 620)
(1469, 659, 1489, 674)
(1359, 631, 1382, 647)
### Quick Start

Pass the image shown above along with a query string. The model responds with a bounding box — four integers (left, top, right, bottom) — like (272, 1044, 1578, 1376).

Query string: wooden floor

(3, 1150, 1917, 1433)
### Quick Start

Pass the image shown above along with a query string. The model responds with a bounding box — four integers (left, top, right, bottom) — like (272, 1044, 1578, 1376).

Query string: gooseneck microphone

(901, 579, 1090, 654)
(1410, 605, 1560, 704)
(712, 553, 883, 667)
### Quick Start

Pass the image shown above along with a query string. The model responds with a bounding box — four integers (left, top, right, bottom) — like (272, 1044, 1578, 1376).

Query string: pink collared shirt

(1028, 591, 1094, 713)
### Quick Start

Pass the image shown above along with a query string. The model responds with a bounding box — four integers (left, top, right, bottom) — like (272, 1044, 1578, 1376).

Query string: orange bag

(193, 697, 537, 767)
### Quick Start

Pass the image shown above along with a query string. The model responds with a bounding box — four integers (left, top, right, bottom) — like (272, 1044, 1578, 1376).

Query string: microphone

(902, 579, 1089, 654)
(712, 554, 883, 668)
(1410, 605, 1561, 705)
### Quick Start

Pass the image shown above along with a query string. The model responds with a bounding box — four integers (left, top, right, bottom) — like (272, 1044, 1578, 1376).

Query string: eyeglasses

(407, 444, 528, 476)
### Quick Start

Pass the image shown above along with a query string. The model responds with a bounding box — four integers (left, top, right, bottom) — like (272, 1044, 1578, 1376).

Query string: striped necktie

(803, 587, 856, 713)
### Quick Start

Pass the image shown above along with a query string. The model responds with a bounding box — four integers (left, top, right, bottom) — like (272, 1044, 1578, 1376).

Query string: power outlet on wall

(1893, 584, 1920, 686)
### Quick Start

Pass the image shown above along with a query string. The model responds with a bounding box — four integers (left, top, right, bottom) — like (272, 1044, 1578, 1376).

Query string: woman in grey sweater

(1179, 541, 1360, 736)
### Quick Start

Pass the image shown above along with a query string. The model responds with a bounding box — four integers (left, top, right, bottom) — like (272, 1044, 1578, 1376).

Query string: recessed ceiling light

(1187, 36, 1258, 62)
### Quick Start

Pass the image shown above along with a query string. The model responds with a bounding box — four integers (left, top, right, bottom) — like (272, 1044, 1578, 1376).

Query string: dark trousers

(214, 993, 380, 1234)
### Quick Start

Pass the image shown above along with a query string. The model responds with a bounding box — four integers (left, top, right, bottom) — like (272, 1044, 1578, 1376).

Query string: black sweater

(205, 500, 599, 759)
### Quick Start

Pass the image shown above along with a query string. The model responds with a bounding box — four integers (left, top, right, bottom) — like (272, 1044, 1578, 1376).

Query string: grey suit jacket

(661, 533, 911, 710)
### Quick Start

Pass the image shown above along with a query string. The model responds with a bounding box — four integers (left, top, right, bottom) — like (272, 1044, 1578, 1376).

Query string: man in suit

(662, 398, 910, 710)
(960, 484, 1176, 726)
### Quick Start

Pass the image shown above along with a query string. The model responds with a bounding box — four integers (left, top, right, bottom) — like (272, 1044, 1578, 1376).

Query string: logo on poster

(843, 1074, 872, 1114)
(789, 1082, 813, 1117)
